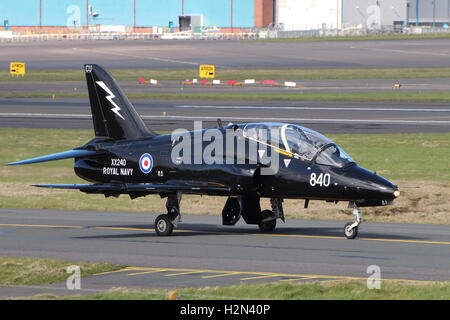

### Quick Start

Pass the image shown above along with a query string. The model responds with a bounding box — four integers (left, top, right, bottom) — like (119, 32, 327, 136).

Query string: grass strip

(38, 281, 450, 300)
(0, 256, 122, 287)
(3, 67, 450, 81)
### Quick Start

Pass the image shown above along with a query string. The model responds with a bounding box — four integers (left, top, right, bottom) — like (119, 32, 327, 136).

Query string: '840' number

(310, 173, 331, 187)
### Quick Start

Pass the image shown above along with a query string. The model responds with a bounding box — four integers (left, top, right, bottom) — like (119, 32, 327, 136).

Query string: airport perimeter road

(0, 98, 450, 133)
(0, 208, 450, 297)
(2, 39, 450, 69)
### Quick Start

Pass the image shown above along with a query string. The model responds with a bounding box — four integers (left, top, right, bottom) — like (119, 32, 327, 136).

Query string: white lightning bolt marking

(95, 81, 125, 120)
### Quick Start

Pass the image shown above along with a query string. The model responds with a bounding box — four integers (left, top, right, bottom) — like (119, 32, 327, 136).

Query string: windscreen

(282, 124, 332, 160)
(315, 144, 354, 167)
(243, 123, 355, 167)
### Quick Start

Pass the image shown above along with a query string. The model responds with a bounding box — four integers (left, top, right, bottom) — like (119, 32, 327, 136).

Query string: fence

(0, 31, 259, 42)
(1, 26, 450, 42)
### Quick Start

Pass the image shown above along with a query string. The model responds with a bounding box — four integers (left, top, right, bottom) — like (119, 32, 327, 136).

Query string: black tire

(222, 197, 241, 226)
(155, 214, 173, 236)
(344, 222, 358, 239)
(258, 209, 277, 232)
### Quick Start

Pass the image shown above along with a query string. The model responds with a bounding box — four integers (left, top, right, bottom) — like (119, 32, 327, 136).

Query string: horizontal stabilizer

(5, 150, 99, 166)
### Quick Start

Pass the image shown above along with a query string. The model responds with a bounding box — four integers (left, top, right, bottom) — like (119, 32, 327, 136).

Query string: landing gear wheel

(344, 222, 358, 239)
(258, 210, 277, 233)
(155, 214, 173, 236)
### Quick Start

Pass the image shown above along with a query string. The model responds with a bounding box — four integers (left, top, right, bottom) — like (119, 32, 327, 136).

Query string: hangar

(264, 0, 450, 30)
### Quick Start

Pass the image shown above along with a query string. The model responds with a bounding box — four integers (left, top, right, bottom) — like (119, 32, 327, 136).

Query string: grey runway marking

(175, 105, 450, 112)
(1, 112, 449, 125)
(351, 46, 450, 57)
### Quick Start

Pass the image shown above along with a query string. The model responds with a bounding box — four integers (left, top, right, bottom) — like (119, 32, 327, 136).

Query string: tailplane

(84, 64, 155, 140)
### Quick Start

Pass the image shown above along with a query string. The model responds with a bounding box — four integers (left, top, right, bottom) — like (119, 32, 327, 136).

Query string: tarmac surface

(2, 38, 450, 70)
(0, 208, 450, 298)
(1, 97, 449, 134)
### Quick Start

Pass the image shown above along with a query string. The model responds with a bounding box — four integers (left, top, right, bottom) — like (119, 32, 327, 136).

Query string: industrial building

(407, 0, 450, 26)
(1, 0, 449, 32)
(274, 0, 450, 31)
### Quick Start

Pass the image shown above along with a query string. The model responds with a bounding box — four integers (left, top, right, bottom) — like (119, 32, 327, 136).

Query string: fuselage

(74, 123, 398, 206)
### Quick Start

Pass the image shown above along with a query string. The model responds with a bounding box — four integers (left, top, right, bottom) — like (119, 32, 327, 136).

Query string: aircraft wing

(33, 182, 231, 195)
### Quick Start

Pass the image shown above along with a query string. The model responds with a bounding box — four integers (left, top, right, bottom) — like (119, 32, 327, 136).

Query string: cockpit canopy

(242, 123, 354, 167)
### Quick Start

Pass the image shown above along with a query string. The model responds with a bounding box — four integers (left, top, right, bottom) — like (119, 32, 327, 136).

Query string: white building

(278, 0, 342, 30)
(277, 0, 408, 31)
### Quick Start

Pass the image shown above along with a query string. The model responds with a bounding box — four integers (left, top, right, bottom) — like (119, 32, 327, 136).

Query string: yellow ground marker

(94, 267, 134, 276)
(127, 269, 167, 276)
(125, 267, 436, 285)
(278, 277, 316, 282)
(0, 223, 83, 229)
(201, 272, 242, 279)
(166, 290, 179, 300)
(94, 226, 205, 234)
(89, 265, 440, 285)
(240, 275, 279, 281)
(165, 271, 203, 277)
(94, 226, 154, 232)
(258, 233, 450, 246)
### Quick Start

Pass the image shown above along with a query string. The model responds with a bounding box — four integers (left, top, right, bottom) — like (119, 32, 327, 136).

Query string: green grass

(39, 281, 450, 300)
(1, 128, 449, 214)
(330, 133, 450, 182)
(0, 256, 122, 287)
(3, 67, 450, 82)
(2, 91, 450, 103)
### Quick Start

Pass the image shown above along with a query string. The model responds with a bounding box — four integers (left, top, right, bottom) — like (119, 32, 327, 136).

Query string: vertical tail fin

(84, 64, 155, 140)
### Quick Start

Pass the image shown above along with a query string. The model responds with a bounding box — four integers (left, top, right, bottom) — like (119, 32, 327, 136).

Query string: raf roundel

(139, 153, 153, 174)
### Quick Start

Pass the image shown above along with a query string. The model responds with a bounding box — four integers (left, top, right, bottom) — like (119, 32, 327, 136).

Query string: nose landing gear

(344, 204, 362, 239)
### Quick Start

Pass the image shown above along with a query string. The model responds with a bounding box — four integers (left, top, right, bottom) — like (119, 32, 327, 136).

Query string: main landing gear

(258, 198, 285, 232)
(344, 204, 362, 239)
(155, 193, 181, 236)
(221, 195, 284, 233)
(259, 210, 277, 232)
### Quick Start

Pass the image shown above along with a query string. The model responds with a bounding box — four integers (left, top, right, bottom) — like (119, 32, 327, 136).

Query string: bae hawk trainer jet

(6, 64, 400, 239)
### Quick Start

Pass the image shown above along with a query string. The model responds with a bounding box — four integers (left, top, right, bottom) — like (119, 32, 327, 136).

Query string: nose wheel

(344, 222, 358, 239)
(344, 205, 362, 239)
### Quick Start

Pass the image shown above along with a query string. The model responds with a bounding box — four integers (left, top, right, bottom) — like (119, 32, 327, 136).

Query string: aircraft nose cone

(342, 165, 398, 199)
(375, 183, 397, 198)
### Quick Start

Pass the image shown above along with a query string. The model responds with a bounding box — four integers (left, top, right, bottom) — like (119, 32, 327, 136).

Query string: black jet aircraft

(6, 64, 400, 239)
